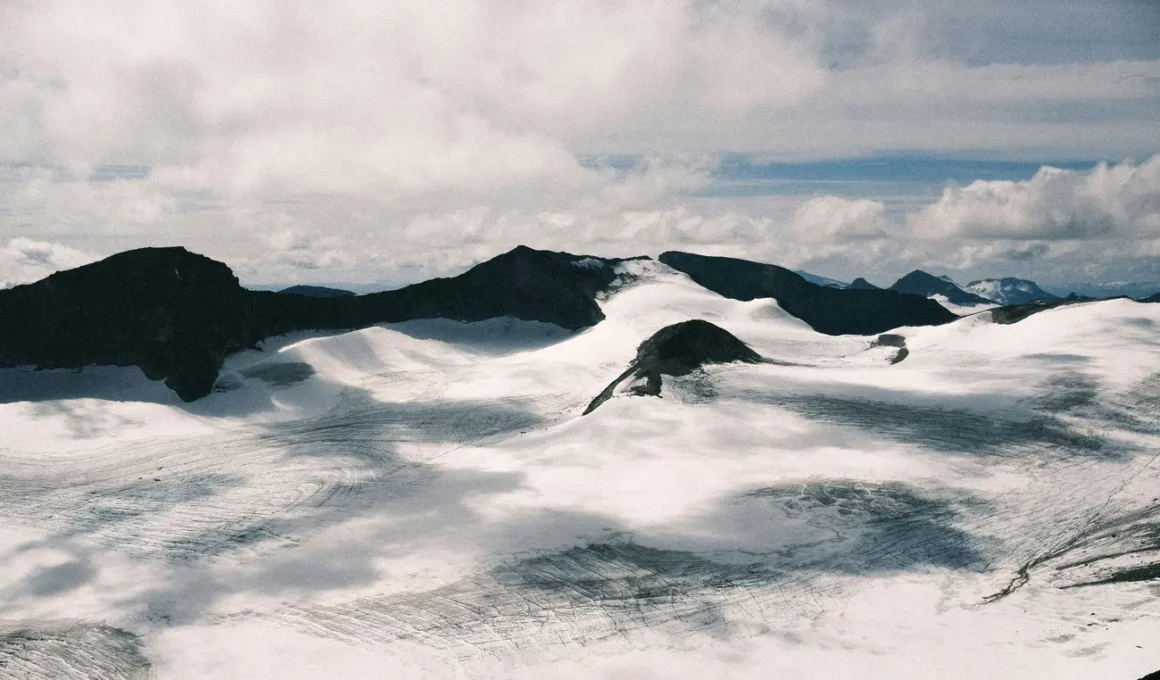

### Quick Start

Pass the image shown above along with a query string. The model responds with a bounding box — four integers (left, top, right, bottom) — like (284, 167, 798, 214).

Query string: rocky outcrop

(658, 252, 956, 336)
(584, 319, 763, 414)
(0, 246, 629, 401)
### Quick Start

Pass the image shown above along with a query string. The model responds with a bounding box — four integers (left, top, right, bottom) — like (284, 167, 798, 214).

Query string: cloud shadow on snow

(250, 479, 993, 654)
(724, 372, 1129, 461)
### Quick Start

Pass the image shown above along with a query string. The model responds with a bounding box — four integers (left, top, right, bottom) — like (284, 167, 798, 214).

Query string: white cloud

(791, 196, 886, 241)
(0, 0, 827, 198)
(910, 156, 1160, 240)
(1, 2, 1158, 289)
(0, 238, 100, 288)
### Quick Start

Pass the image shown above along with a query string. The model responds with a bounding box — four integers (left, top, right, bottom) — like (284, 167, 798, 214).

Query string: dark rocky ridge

(889, 270, 994, 306)
(0, 246, 627, 401)
(277, 285, 356, 298)
(1140, 292, 1160, 303)
(658, 251, 957, 336)
(584, 319, 763, 415)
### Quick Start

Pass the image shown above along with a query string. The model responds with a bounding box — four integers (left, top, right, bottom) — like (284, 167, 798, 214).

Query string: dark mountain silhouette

(963, 277, 1057, 305)
(846, 277, 879, 290)
(0, 246, 629, 401)
(658, 252, 956, 336)
(584, 319, 763, 414)
(889, 270, 994, 306)
(1139, 292, 1160, 303)
(276, 285, 356, 298)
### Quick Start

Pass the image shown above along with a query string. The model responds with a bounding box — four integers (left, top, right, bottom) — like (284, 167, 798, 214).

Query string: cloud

(0, 0, 826, 198)
(0, 238, 100, 288)
(0, 2, 1158, 289)
(910, 156, 1160, 240)
(791, 196, 887, 241)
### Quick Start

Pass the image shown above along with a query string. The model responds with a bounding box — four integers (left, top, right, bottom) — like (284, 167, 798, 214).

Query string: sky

(1, 0, 1158, 291)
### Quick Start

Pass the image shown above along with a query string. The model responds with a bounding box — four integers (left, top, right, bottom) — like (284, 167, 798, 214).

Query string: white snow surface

(2, 264, 1159, 679)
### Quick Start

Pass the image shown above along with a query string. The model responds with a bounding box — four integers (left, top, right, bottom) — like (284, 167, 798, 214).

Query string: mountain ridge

(0, 246, 629, 401)
(658, 251, 957, 336)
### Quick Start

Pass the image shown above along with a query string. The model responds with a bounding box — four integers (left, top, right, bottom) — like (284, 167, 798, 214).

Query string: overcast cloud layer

(1, 0, 1158, 289)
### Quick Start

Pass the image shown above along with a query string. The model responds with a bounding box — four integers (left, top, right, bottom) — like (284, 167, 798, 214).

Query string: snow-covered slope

(2, 260, 1159, 679)
(966, 277, 1058, 305)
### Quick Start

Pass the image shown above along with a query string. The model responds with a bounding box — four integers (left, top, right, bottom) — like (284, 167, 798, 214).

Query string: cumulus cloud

(0, 1, 1157, 288)
(0, 238, 100, 288)
(0, 0, 826, 198)
(910, 156, 1160, 240)
(791, 196, 887, 241)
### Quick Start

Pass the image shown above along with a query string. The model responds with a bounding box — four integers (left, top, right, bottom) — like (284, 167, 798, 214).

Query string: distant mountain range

(888, 270, 995, 306)
(659, 252, 955, 336)
(3, 246, 1153, 403)
(964, 278, 1058, 306)
(793, 268, 1061, 307)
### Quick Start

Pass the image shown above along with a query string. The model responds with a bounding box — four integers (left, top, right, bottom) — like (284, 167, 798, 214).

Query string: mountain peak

(890, 270, 993, 306)
(847, 277, 879, 290)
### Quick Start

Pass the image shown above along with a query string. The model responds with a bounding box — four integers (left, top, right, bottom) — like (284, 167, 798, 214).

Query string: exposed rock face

(658, 252, 956, 336)
(964, 277, 1057, 305)
(0, 245, 628, 401)
(584, 319, 763, 415)
(889, 270, 994, 306)
(276, 285, 356, 298)
(0, 248, 260, 401)
(846, 277, 879, 290)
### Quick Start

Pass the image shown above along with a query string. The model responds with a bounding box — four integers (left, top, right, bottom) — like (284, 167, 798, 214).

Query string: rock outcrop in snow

(584, 319, 763, 414)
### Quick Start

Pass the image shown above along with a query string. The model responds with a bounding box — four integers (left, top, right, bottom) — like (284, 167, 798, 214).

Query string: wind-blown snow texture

(1, 258, 1158, 679)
